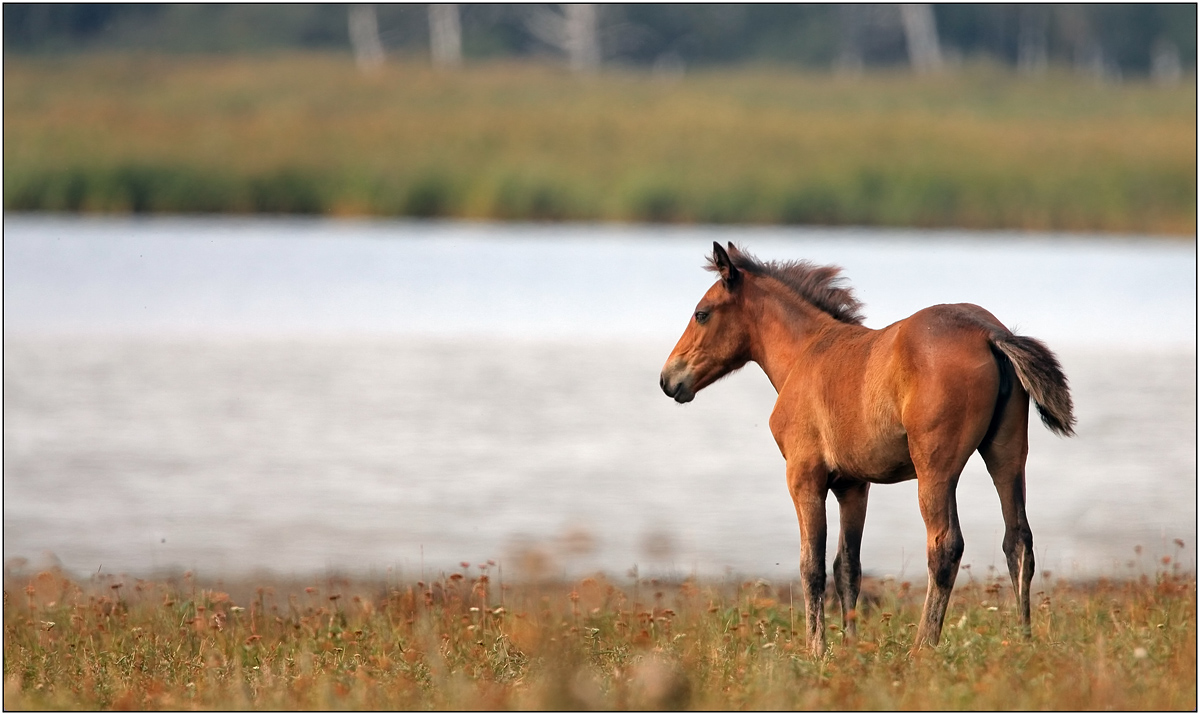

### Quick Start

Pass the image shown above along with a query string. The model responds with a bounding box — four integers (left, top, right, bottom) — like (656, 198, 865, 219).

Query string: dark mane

(707, 245, 865, 325)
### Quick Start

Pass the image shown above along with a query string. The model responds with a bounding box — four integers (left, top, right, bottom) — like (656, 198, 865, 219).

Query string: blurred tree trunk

(1017, 5, 1049, 76)
(1151, 38, 1182, 85)
(834, 4, 865, 75)
(526, 4, 600, 73)
(1056, 6, 1111, 82)
(899, 3, 942, 74)
(564, 4, 599, 73)
(428, 4, 462, 69)
(348, 4, 384, 72)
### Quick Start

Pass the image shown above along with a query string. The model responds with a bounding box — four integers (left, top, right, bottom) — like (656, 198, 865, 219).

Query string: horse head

(659, 241, 753, 403)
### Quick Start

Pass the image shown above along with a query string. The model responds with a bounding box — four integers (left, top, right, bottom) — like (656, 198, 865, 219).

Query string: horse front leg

(832, 480, 869, 641)
(787, 461, 829, 657)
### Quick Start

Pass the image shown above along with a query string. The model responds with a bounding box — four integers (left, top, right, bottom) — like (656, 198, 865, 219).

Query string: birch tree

(1151, 38, 1182, 85)
(1017, 5, 1049, 76)
(526, 4, 600, 73)
(899, 4, 943, 74)
(348, 4, 384, 72)
(834, 4, 865, 75)
(428, 4, 462, 69)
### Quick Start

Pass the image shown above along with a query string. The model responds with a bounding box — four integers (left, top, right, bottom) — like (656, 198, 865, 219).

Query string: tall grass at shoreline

(4, 563, 1195, 710)
(4, 54, 1195, 234)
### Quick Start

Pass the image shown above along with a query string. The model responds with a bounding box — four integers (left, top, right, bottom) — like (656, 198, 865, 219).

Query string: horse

(660, 242, 1075, 656)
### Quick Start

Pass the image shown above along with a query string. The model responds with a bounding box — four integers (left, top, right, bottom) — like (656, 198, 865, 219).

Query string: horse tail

(989, 332, 1076, 437)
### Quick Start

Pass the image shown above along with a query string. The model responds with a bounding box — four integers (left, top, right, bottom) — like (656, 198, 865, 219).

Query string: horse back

(770, 303, 1008, 479)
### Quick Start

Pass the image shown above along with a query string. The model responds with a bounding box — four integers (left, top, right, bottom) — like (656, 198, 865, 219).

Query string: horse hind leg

(913, 468, 966, 648)
(978, 386, 1035, 637)
(906, 341, 1006, 648)
(831, 480, 869, 641)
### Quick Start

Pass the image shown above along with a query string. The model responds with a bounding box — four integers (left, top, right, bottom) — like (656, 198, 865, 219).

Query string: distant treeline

(4, 4, 1195, 79)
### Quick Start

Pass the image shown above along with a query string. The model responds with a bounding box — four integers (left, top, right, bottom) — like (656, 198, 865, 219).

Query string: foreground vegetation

(4, 54, 1195, 234)
(4, 563, 1195, 710)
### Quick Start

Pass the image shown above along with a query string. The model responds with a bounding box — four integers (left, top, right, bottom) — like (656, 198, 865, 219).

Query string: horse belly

(828, 429, 914, 484)
(861, 459, 917, 485)
(829, 383, 912, 482)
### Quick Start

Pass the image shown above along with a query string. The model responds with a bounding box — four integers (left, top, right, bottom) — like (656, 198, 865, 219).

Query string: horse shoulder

(768, 368, 830, 466)
(768, 385, 808, 464)
(862, 328, 909, 430)
(771, 326, 880, 469)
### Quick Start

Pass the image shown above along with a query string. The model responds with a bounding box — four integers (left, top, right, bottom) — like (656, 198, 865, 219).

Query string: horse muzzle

(659, 364, 696, 404)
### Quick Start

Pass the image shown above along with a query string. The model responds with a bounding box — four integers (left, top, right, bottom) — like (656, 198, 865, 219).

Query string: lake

(4, 215, 1195, 582)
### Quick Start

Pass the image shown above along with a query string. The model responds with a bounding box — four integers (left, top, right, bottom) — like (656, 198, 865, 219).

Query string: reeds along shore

(4, 54, 1195, 235)
(4, 564, 1195, 710)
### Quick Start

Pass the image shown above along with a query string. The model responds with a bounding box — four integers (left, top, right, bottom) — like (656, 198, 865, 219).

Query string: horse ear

(712, 241, 741, 289)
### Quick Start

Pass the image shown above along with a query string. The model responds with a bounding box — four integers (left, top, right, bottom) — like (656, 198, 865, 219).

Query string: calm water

(4, 215, 1195, 581)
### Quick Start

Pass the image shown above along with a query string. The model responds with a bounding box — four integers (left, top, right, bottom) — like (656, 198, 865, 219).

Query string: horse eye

(694, 310, 710, 324)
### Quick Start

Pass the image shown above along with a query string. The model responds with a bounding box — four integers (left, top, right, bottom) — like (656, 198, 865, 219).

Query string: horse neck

(743, 277, 843, 393)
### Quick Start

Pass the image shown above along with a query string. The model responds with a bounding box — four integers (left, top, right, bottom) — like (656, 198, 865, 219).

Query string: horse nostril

(659, 374, 674, 397)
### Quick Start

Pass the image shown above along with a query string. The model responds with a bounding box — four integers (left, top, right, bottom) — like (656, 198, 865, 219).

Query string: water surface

(4, 216, 1195, 581)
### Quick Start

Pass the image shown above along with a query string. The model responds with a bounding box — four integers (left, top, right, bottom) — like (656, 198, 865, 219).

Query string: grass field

(4, 54, 1195, 234)
(4, 564, 1195, 710)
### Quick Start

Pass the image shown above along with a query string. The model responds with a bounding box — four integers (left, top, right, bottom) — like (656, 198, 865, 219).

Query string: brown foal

(660, 242, 1075, 656)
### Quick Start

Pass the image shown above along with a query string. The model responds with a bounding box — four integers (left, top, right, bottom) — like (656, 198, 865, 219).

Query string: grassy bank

(4, 54, 1196, 234)
(4, 565, 1195, 710)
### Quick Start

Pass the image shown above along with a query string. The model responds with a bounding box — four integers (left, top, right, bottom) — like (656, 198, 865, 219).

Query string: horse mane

(706, 245, 866, 325)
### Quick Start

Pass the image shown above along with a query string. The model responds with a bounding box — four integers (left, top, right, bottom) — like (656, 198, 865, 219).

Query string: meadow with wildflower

(4, 558, 1195, 710)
